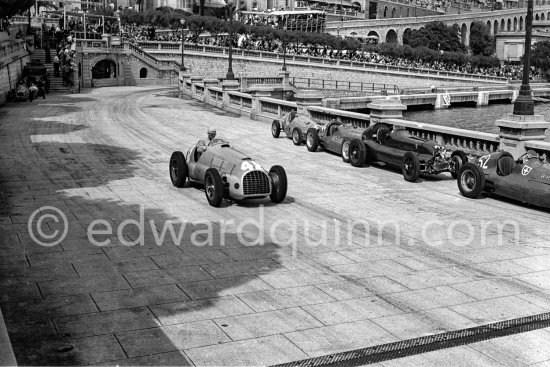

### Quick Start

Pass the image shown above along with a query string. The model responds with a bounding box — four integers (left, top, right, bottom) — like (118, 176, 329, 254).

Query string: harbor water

(402, 102, 550, 139)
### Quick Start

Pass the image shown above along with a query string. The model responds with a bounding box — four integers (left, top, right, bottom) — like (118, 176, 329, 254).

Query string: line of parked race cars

(169, 110, 550, 210)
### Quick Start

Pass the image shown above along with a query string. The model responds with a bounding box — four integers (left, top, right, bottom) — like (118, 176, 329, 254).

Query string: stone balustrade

(182, 76, 550, 160)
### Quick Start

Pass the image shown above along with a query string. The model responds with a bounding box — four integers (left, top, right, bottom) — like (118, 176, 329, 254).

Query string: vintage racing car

(170, 139, 287, 207)
(305, 120, 365, 163)
(271, 111, 323, 145)
(457, 150, 550, 208)
(347, 123, 468, 182)
(22, 59, 50, 94)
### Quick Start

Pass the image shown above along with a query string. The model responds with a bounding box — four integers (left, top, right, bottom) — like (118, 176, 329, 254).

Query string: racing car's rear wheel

(292, 128, 303, 145)
(269, 165, 287, 203)
(204, 168, 224, 207)
(349, 139, 366, 167)
(272, 120, 281, 138)
(402, 152, 420, 182)
(306, 128, 320, 152)
(457, 163, 485, 198)
(450, 150, 468, 179)
(170, 151, 188, 188)
(341, 139, 351, 163)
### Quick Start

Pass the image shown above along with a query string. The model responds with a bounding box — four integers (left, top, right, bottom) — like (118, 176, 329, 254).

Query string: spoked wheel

(204, 168, 224, 207)
(450, 150, 468, 179)
(306, 128, 319, 152)
(349, 139, 366, 167)
(170, 151, 188, 188)
(457, 163, 485, 198)
(292, 128, 303, 145)
(272, 120, 281, 138)
(341, 139, 351, 163)
(402, 152, 420, 182)
(269, 165, 287, 203)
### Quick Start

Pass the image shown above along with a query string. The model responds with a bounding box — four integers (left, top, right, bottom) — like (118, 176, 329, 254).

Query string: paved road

(1, 86, 550, 366)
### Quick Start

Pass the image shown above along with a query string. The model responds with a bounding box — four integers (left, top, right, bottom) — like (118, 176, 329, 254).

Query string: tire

(450, 150, 468, 179)
(402, 151, 420, 182)
(457, 163, 485, 198)
(169, 151, 188, 188)
(204, 168, 224, 207)
(341, 138, 351, 163)
(269, 165, 287, 203)
(292, 128, 303, 145)
(271, 120, 281, 138)
(306, 128, 320, 152)
(349, 139, 366, 167)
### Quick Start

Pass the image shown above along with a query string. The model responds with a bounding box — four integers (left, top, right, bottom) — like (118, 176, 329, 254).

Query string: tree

(186, 15, 207, 43)
(469, 21, 494, 56)
(403, 21, 465, 53)
(531, 41, 550, 75)
(0, 0, 35, 18)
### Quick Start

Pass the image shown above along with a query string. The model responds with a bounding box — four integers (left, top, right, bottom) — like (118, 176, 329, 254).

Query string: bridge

(327, 5, 550, 45)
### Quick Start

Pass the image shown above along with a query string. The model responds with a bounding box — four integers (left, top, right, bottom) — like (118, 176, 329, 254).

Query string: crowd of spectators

(121, 25, 543, 81)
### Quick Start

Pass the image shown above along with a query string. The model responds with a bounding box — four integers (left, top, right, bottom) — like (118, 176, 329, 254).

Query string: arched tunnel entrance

(92, 59, 117, 79)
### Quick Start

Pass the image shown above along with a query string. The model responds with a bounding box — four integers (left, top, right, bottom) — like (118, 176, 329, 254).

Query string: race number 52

(478, 155, 490, 169)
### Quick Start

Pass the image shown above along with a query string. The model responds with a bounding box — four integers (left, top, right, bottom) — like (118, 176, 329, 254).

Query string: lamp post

(180, 18, 186, 72)
(225, 0, 235, 80)
(513, 0, 534, 115)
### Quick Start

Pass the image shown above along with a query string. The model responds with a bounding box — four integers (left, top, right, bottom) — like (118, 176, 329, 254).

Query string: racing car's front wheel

(450, 150, 468, 179)
(402, 152, 420, 182)
(349, 139, 366, 167)
(292, 128, 303, 146)
(269, 165, 287, 203)
(170, 151, 188, 188)
(341, 139, 351, 163)
(457, 163, 485, 199)
(272, 120, 281, 138)
(204, 168, 224, 207)
(306, 128, 320, 152)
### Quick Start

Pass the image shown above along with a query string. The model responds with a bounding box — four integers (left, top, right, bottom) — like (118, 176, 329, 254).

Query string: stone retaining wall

(0, 39, 31, 105)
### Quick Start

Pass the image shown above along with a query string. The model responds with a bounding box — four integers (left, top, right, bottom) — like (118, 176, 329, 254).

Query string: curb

(0, 309, 17, 366)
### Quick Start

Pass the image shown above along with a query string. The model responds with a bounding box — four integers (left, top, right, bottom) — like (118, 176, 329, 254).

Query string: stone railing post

(495, 113, 550, 159)
(189, 76, 203, 98)
(221, 79, 240, 109)
(295, 91, 324, 118)
(367, 99, 407, 125)
(203, 79, 220, 103)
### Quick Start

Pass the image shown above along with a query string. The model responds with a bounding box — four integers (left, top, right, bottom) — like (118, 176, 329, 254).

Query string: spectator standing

(53, 55, 60, 77)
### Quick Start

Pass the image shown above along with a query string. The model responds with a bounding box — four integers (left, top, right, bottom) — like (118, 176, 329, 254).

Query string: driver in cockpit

(197, 127, 216, 154)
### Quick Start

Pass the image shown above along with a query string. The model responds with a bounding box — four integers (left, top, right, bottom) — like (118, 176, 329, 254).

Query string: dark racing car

(305, 120, 365, 163)
(347, 123, 468, 182)
(457, 150, 550, 209)
(272, 111, 323, 145)
(170, 139, 287, 207)
(22, 59, 50, 94)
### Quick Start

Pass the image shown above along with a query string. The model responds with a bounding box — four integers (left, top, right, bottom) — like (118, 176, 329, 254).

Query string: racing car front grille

(243, 171, 270, 196)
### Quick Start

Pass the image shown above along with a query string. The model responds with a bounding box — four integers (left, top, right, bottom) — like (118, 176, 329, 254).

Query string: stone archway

(536, 13, 540, 20)
(543, 13, 546, 20)
(494, 19, 499, 34)
(461, 23, 468, 46)
(520, 16, 524, 31)
(391, 7, 397, 17)
(386, 29, 398, 43)
(500, 18, 505, 31)
(486, 20, 492, 35)
(140, 67, 148, 78)
(507, 18, 512, 31)
(92, 59, 117, 79)
(514, 17, 517, 31)
(383, 5, 388, 17)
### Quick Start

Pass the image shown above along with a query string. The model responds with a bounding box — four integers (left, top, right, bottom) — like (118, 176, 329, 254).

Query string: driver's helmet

(207, 127, 216, 140)
(525, 150, 539, 159)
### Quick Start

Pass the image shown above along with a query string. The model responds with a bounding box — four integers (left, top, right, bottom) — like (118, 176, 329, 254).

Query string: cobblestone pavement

(1, 86, 550, 366)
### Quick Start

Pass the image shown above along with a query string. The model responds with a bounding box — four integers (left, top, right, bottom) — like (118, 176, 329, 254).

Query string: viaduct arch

(327, 5, 550, 46)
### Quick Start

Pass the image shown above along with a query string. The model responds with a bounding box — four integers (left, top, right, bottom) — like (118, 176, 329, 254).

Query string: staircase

(31, 49, 74, 93)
